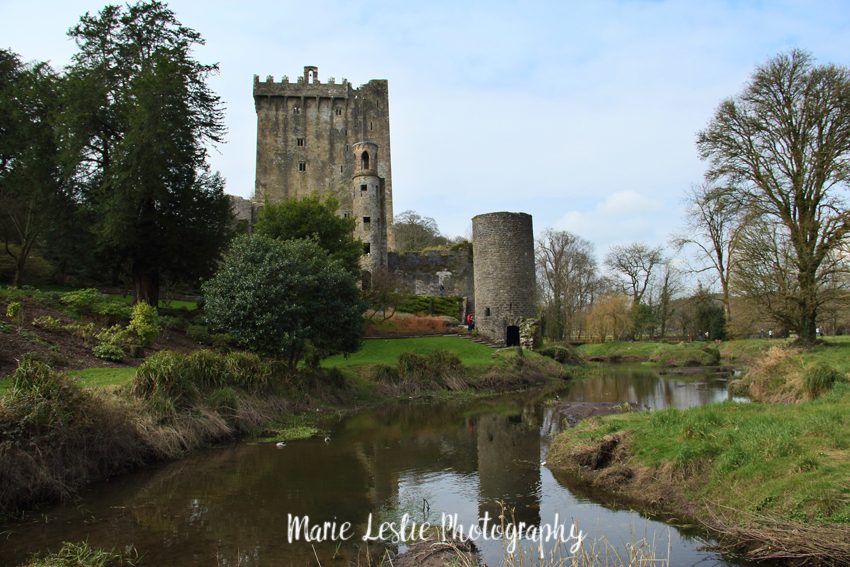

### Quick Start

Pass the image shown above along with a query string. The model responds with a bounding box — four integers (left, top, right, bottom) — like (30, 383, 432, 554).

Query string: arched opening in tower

(506, 325, 520, 347)
(361, 151, 370, 170)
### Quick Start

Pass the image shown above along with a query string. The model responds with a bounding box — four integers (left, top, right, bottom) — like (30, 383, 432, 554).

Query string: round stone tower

(472, 212, 536, 346)
(351, 141, 385, 279)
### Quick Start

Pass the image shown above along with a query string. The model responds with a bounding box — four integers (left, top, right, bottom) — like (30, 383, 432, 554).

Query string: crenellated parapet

(253, 74, 352, 99)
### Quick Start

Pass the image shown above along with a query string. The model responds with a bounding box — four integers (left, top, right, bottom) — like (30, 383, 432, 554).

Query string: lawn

(323, 336, 496, 368)
(68, 367, 137, 388)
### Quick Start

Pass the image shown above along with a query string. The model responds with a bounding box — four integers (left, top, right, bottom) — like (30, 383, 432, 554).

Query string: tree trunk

(797, 270, 818, 346)
(133, 259, 160, 307)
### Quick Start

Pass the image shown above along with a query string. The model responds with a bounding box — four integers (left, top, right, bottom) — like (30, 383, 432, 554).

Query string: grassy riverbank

(0, 339, 566, 518)
(551, 339, 850, 563)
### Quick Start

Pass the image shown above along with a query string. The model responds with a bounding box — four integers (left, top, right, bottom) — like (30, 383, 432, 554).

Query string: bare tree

(697, 50, 850, 345)
(605, 243, 664, 305)
(674, 182, 746, 328)
(393, 210, 448, 252)
(535, 229, 598, 340)
(655, 261, 682, 338)
(732, 217, 850, 333)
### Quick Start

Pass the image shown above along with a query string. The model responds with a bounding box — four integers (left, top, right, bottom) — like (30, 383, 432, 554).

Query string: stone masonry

(253, 66, 395, 266)
(472, 212, 537, 347)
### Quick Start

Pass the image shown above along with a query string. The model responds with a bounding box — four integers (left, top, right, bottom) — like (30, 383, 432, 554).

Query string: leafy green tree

(255, 195, 361, 274)
(698, 50, 850, 345)
(692, 285, 727, 340)
(0, 50, 74, 287)
(62, 1, 231, 304)
(202, 236, 364, 367)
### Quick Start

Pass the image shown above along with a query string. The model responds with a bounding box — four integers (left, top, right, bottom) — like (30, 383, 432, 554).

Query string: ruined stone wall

(253, 68, 394, 249)
(472, 212, 536, 346)
(387, 246, 474, 299)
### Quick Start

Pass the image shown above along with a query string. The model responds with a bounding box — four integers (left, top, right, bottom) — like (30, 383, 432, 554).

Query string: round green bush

(202, 236, 364, 366)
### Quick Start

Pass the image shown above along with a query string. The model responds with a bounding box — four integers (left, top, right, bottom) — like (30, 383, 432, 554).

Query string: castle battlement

(253, 74, 351, 99)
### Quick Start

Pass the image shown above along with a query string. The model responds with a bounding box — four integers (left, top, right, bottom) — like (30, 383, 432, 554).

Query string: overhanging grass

(323, 336, 495, 368)
(552, 383, 850, 524)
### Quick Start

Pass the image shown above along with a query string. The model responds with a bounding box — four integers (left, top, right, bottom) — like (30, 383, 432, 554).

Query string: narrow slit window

(340, 165, 343, 173)
(370, 121, 373, 130)
(296, 138, 305, 146)
(335, 108, 342, 116)
(364, 243, 371, 255)
(298, 161, 306, 172)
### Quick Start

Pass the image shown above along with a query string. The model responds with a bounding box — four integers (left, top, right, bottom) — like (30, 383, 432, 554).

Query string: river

(0, 365, 746, 566)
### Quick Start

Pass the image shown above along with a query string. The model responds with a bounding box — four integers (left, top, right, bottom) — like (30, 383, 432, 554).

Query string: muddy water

(0, 366, 744, 566)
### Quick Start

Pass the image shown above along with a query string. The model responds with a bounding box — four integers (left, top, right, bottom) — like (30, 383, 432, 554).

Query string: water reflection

(0, 365, 742, 566)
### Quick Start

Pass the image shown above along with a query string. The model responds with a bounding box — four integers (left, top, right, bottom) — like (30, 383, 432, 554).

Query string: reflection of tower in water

(476, 405, 541, 526)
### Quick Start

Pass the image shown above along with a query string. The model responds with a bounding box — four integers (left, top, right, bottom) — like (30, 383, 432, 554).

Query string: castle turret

(352, 141, 386, 282)
(472, 212, 537, 346)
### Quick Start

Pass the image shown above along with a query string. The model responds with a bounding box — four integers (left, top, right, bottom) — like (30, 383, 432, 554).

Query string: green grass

(551, 382, 850, 524)
(323, 336, 496, 368)
(68, 367, 137, 388)
(576, 341, 661, 358)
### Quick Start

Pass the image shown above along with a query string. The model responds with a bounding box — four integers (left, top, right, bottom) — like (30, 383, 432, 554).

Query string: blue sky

(3, 0, 850, 259)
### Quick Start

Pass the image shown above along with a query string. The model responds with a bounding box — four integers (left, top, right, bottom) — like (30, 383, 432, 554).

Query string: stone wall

(253, 68, 394, 249)
(472, 212, 536, 346)
(387, 245, 474, 299)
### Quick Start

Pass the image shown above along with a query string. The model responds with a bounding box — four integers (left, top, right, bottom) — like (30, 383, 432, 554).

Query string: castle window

(485, 307, 491, 316)
(364, 243, 371, 256)
(360, 184, 367, 192)
(343, 213, 350, 219)
(296, 138, 304, 146)
(340, 165, 344, 173)
(293, 106, 301, 114)
(298, 161, 306, 172)
(370, 121, 373, 130)
(335, 108, 342, 116)
(361, 151, 370, 170)
(363, 216, 370, 224)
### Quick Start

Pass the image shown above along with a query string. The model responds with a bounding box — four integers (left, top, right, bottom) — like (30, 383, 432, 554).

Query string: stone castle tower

(253, 66, 394, 275)
(472, 212, 537, 346)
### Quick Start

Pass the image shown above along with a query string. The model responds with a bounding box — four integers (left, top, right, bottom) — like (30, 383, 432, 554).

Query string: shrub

(32, 315, 64, 331)
(132, 350, 198, 407)
(202, 236, 363, 367)
(804, 363, 846, 399)
(92, 324, 131, 361)
(128, 302, 160, 346)
(132, 349, 274, 408)
(3, 358, 86, 432)
(59, 288, 101, 311)
(538, 345, 582, 364)
(224, 351, 272, 392)
(367, 363, 400, 384)
(6, 300, 22, 322)
(93, 343, 125, 362)
(65, 321, 96, 339)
